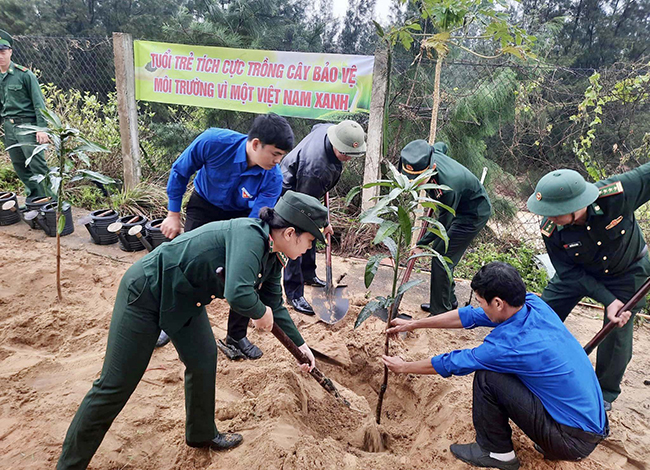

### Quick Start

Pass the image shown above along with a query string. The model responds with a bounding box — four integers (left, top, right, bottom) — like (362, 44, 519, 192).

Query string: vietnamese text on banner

(133, 40, 375, 120)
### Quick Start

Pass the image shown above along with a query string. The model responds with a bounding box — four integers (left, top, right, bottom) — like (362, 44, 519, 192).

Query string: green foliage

(66, 184, 108, 210)
(109, 182, 168, 219)
(352, 162, 453, 328)
(387, 0, 536, 61)
(455, 241, 549, 294)
(571, 70, 650, 180)
(0, 160, 22, 194)
(490, 196, 518, 223)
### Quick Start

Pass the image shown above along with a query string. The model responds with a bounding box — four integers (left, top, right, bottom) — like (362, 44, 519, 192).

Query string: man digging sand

(382, 262, 609, 469)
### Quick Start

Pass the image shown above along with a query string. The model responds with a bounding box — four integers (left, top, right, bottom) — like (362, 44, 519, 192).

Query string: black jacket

(280, 123, 343, 199)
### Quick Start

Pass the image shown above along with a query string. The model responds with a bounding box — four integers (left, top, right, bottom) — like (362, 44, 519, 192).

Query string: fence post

(362, 48, 389, 211)
(113, 32, 141, 190)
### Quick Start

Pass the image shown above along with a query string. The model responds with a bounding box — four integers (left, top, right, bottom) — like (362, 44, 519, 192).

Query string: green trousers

(57, 263, 219, 470)
(428, 218, 488, 315)
(4, 119, 50, 198)
(542, 256, 650, 403)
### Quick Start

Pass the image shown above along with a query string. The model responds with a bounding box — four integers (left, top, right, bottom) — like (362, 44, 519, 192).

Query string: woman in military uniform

(57, 191, 328, 470)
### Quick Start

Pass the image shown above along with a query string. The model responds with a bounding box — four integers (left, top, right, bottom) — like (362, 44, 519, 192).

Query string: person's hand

(297, 343, 315, 373)
(386, 317, 413, 339)
(251, 306, 274, 332)
(35, 131, 50, 144)
(161, 211, 183, 239)
(381, 355, 407, 374)
(323, 224, 334, 238)
(606, 299, 632, 327)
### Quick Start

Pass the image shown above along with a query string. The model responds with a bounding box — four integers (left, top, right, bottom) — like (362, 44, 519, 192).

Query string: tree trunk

(428, 51, 446, 144)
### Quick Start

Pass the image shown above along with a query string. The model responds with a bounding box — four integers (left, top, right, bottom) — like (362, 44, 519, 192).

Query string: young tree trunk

(428, 51, 446, 144)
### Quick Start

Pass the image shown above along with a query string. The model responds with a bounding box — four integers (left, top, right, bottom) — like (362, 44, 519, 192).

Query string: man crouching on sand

(382, 262, 610, 470)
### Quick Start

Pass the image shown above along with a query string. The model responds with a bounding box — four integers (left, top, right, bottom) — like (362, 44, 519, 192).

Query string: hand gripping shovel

(583, 276, 650, 355)
(311, 192, 350, 324)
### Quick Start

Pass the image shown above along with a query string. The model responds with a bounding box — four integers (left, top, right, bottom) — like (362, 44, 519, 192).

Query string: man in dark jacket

(280, 120, 366, 314)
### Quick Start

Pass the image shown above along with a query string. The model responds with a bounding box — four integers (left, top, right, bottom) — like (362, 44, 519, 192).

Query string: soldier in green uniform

(0, 30, 51, 198)
(527, 162, 650, 411)
(400, 140, 492, 316)
(56, 191, 329, 470)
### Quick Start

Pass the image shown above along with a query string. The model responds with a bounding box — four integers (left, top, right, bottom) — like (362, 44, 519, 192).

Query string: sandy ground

(0, 217, 649, 470)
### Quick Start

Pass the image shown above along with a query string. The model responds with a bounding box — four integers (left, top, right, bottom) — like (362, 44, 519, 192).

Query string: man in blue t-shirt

(383, 262, 610, 470)
(157, 112, 295, 359)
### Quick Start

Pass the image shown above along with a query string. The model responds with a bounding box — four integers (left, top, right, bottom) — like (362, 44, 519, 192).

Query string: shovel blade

(312, 286, 349, 324)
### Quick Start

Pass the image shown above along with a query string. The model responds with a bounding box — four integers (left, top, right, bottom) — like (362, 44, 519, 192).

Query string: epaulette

(540, 218, 556, 237)
(13, 64, 29, 72)
(598, 181, 623, 198)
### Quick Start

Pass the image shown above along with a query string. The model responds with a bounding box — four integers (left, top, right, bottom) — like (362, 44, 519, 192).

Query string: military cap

(327, 120, 366, 156)
(0, 30, 12, 50)
(399, 139, 435, 179)
(433, 142, 449, 155)
(527, 169, 599, 217)
(274, 190, 329, 243)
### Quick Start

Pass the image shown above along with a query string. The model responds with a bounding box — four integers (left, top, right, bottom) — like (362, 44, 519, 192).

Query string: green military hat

(274, 190, 329, 243)
(399, 139, 436, 179)
(527, 169, 599, 217)
(327, 120, 366, 156)
(0, 30, 12, 50)
(432, 141, 449, 155)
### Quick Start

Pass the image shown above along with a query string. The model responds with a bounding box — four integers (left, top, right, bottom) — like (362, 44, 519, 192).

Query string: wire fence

(13, 36, 116, 98)
(7, 36, 650, 255)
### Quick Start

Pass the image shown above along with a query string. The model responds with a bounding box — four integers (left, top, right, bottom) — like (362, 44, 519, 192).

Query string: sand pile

(0, 231, 649, 469)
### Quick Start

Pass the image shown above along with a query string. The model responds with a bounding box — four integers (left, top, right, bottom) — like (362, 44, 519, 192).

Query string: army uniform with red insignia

(529, 162, 650, 404)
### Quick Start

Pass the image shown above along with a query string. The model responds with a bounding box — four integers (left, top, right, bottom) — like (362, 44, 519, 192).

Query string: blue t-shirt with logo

(167, 128, 282, 216)
(431, 293, 607, 435)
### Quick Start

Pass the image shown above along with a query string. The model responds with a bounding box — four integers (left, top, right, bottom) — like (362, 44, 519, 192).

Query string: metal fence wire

(13, 36, 115, 98)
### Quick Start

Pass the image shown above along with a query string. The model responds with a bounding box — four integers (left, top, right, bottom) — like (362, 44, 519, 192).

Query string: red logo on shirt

(241, 187, 252, 199)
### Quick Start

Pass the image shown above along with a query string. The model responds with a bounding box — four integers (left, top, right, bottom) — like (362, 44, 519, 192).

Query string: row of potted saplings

(0, 191, 170, 252)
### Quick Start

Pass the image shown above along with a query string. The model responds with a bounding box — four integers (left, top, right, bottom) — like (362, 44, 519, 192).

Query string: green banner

(133, 40, 375, 120)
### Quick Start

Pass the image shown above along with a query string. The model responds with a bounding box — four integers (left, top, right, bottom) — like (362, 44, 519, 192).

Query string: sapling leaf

(365, 254, 386, 288)
(57, 213, 66, 234)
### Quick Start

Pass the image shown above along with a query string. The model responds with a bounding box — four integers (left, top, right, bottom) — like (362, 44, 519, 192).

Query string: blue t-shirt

(166, 128, 283, 215)
(431, 294, 607, 435)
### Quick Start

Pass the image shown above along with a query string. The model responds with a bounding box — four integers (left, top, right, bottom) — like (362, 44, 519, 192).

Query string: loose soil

(0, 228, 648, 470)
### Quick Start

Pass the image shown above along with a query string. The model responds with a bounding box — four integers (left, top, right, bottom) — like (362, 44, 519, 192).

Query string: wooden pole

(362, 48, 389, 212)
(113, 32, 142, 191)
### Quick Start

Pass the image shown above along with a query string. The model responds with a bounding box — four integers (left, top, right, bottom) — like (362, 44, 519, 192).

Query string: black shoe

(155, 330, 171, 348)
(226, 335, 263, 360)
(289, 296, 315, 315)
(421, 301, 459, 314)
(450, 442, 520, 470)
(304, 276, 326, 288)
(604, 400, 612, 412)
(187, 432, 243, 451)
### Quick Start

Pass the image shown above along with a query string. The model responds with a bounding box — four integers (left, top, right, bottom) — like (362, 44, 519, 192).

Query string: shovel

(311, 192, 349, 325)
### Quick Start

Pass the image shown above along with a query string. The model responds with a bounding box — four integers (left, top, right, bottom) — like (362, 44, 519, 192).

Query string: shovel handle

(271, 323, 350, 405)
(324, 192, 333, 292)
(584, 276, 650, 355)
